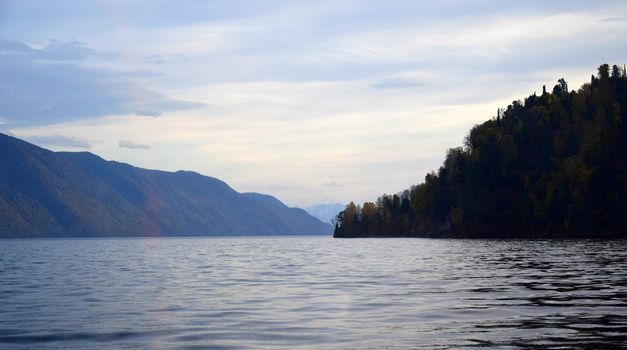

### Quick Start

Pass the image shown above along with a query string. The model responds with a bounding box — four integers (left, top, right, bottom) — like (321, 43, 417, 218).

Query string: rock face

(0, 133, 332, 237)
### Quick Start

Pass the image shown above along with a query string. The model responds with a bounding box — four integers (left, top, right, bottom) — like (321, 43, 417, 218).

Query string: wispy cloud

(119, 140, 150, 150)
(37, 39, 112, 62)
(4, 0, 627, 206)
(0, 39, 205, 125)
(371, 80, 427, 90)
(599, 17, 627, 22)
(26, 134, 92, 149)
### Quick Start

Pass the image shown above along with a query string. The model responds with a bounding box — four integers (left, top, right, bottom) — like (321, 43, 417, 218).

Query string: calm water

(1, 237, 626, 349)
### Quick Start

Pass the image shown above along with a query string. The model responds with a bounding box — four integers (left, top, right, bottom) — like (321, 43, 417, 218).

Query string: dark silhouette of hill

(0, 134, 331, 237)
(335, 64, 627, 238)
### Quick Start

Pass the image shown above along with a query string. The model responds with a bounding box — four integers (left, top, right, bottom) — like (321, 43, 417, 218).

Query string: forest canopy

(334, 64, 627, 238)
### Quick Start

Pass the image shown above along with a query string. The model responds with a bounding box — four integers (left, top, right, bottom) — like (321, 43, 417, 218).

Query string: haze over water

(1, 237, 626, 349)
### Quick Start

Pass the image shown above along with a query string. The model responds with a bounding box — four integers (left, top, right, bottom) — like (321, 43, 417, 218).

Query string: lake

(1, 237, 626, 349)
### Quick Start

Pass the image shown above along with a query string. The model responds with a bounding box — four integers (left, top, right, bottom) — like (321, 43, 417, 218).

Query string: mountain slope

(242, 193, 330, 235)
(0, 133, 332, 237)
(306, 203, 345, 224)
(335, 64, 627, 238)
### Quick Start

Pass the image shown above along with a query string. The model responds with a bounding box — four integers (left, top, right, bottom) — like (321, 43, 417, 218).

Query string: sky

(1, 0, 626, 208)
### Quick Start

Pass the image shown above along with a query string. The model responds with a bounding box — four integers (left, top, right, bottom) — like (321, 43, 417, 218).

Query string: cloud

(0, 39, 205, 125)
(4, 0, 627, 207)
(0, 129, 14, 137)
(599, 17, 627, 22)
(26, 134, 92, 149)
(131, 99, 205, 118)
(134, 111, 161, 117)
(266, 184, 305, 192)
(0, 38, 33, 53)
(36, 39, 117, 62)
(0, 38, 112, 62)
(118, 140, 150, 150)
(238, 183, 306, 193)
(372, 79, 428, 90)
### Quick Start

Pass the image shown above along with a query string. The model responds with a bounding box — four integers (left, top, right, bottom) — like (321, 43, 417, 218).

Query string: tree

(361, 201, 378, 228)
(611, 65, 621, 78)
(334, 64, 627, 239)
(553, 78, 568, 95)
(341, 202, 358, 227)
(598, 64, 610, 80)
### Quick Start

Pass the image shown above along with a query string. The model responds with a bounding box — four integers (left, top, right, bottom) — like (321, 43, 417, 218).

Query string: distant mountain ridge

(305, 203, 345, 224)
(0, 133, 332, 237)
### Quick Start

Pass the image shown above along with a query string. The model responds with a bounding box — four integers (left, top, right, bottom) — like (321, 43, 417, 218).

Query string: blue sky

(1, 0, 626, 207)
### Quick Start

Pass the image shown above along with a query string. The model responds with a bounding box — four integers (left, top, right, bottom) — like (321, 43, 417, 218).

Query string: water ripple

(0, 237, 626, 349)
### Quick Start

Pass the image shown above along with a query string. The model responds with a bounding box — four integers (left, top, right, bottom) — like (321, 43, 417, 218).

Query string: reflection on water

(0, 237, 626, 349)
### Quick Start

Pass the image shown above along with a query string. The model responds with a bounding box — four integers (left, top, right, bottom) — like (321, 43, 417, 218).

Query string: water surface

(1, 237, 626, 349)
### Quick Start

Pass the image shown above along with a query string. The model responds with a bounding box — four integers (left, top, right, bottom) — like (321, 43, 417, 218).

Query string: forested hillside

(335, 64, 627, 238)
(0, 134, 331, 237)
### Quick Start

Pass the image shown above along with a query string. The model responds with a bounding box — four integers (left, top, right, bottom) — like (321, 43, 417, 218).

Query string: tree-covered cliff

(335, 64, 627, 238)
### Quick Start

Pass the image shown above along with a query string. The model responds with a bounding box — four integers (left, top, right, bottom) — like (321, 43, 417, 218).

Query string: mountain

(335, 64, 627, 238)
(0, 133, 332, 237)
(305, 203, 345, 224)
